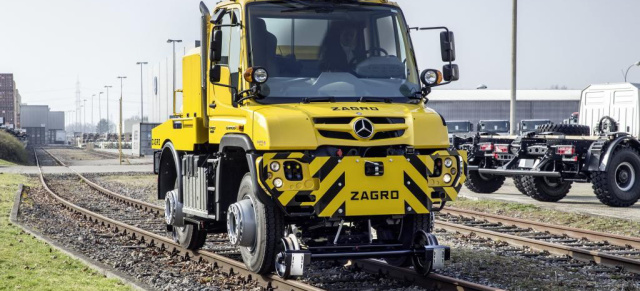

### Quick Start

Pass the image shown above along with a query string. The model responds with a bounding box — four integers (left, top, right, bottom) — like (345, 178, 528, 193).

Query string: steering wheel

(350, 47, 389, 67)
(365, 47, 388, 57)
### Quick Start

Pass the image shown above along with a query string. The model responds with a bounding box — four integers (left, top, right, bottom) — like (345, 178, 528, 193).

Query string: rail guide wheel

(411, 230, 450, 276)
(275, 234, 310, 279)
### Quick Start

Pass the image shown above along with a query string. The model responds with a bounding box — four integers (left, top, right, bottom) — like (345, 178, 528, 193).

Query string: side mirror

(440, 31, 456, 62)
(210, 30, 223, 63)
(443, 64, 459, 81)
(210, 65, 221, 83)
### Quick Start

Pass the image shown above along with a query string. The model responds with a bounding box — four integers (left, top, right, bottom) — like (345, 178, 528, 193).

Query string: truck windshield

(447, 121, 471, 133)
(247, 2, 420, 103)
(479, 121, 510, 133)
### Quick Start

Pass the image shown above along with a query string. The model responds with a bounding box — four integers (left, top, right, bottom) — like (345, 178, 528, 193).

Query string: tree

(96, 119, 113, 134)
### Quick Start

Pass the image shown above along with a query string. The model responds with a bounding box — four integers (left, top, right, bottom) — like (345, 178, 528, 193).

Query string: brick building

(0, 74, 21, 128)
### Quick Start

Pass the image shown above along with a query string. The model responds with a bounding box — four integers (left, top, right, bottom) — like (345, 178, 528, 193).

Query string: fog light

(270, 161, 280, 172)
(444, 158, 453, 168)
(443, 174, 452, 183)
(273, 178, 283, 188)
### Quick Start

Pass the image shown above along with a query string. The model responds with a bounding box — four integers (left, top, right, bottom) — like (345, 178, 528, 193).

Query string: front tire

(237, 173, 284, 274)
(384, 214, 432, 267)
(521, 175, 572, 202)
(592, 147, 640, 207)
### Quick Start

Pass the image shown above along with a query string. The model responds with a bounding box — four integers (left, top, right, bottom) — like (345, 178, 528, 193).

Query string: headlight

(443, 174, 452, 183)
(270, 162, 280, 172)
(420, 69, 443, 86)
(244, 67, 269, 84)
(273, 178, 284, 188)
(444, 158, 453, 168)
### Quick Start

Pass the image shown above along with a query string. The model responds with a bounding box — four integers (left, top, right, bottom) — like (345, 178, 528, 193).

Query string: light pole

(91, 94, 96, 130)
(509, 0, 518, 135)
(137, 62, 148, 122)
(167, 39, 182, 115)
(117, 76, 127, 164)
(98, 92, 104, 127)
(104, 85, 112, 133)
(624, 61, 640, 82)
(83, 99, 87, 138)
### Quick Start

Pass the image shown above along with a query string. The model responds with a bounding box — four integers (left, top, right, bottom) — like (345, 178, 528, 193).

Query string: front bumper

(257, 150, 467, 217)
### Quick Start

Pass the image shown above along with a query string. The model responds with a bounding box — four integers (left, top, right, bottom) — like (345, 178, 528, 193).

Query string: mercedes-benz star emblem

(353, 118, 374, 139)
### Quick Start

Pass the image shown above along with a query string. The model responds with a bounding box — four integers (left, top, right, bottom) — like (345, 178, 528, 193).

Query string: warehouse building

(427, 90, 581, 127)
(0, 73, 21, 129)
(20, 105, 65, 145)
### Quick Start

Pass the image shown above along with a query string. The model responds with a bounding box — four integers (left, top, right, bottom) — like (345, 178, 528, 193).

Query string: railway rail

(36, 148, 498, 291)
(436, 207, 640, 274)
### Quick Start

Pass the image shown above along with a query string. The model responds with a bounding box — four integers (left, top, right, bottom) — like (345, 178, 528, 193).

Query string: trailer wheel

(513, 176, 528, 196)
(236, 173, 284, 274)
(521, 175, 572, 202)
(592, 147, 640, 207)
(535, 123, 591, 136)
(465, 168, 505, 194)
(385, 213, 432, 267)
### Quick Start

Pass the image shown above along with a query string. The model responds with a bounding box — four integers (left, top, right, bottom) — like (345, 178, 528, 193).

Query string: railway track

(35, 148, 498, 291)
(436, 207, 640, 274)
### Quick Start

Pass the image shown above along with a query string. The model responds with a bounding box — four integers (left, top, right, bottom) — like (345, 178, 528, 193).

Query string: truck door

(208, 7, 245, 144)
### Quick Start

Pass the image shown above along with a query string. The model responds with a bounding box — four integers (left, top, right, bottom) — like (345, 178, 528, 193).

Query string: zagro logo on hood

(332, 107, 379, 111)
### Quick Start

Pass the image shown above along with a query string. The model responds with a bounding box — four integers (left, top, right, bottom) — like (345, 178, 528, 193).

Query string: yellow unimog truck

(152, 0, 466, 278)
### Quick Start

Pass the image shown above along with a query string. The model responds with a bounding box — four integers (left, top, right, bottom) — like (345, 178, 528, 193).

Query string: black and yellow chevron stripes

(258, 150, 467, 218)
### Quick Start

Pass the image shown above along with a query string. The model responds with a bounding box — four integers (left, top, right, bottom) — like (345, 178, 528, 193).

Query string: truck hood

(250, 102, 449, 151)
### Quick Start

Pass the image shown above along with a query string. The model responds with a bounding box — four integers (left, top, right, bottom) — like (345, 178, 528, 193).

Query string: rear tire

(385, 214, 432, 267)
(592, 147, 640, 207)
(513, 176, 528, 196)
(521, 175, 572, 202)
(237, 173, 284, 274)
(465, 170, 505, 194)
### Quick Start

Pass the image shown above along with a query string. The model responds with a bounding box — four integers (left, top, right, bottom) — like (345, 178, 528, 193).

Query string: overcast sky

(1, 0, 639, 119)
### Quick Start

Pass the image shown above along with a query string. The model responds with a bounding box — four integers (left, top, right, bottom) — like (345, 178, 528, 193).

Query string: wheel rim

(543, 176, 560, 188)
(242, 195, 258, 253)
(615, 162, 636, 192)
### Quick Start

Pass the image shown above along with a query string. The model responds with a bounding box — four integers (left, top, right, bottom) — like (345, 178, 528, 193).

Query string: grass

(0, 173, 131, 291)
(0, 159, 16, 167)
(449, 197, 640, 237)
(0, 131, 28, 165)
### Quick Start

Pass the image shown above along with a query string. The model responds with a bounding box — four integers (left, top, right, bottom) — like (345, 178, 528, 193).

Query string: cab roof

(213, 0, 398, 8)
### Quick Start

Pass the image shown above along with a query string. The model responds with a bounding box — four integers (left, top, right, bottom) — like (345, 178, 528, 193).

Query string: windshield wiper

(358, 96, 392, 103)
(302, 97, 336, 103)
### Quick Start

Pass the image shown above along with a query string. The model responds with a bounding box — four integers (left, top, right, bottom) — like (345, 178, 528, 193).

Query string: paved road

(460, 178, 640, 222)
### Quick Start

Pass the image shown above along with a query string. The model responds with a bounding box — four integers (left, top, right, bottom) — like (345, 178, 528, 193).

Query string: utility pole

(509, 0, 518, 135)
(98, 92, 104, 126)
(137, 62, 148, 122)
(104, 85, 112, 133)
(117, 76, 127, 164)
(83, 99, 87, 141)
(91, 94, 96, 130)
(167, 39, 182, 115)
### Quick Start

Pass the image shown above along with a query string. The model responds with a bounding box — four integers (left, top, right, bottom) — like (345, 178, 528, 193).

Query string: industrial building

(0, 73, 22, 129)
(428, 90, 581, 127)
(20, 105, 65, 145)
